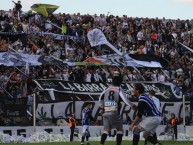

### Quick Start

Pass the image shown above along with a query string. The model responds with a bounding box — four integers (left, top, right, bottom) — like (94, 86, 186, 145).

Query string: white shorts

(82, 125, 89, 133)
(139, 116, 161, 134)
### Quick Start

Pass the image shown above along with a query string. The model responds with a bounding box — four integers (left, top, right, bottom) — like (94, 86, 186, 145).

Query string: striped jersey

(138, 94, 161, 117)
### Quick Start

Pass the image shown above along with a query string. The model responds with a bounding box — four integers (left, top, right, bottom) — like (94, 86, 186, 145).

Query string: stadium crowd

(0, 1, 193, 126)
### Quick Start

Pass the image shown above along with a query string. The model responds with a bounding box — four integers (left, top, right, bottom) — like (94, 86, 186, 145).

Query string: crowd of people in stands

(0, 1, 193, 126)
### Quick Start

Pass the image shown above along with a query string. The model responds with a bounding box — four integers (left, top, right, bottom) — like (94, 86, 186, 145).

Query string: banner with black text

(36, 101, 190, 122)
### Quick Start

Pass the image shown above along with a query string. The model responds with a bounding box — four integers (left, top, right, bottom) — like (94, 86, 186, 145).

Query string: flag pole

(33, 92, 36, 132)
(178, 41, 193, 53)
(46, 20, 62, 30)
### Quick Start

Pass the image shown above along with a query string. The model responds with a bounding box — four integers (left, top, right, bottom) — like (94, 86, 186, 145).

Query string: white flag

(87, 28, 108, 47)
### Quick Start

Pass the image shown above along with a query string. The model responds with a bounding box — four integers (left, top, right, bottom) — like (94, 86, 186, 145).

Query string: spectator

(129, 83, 162, 145)
(170, 113, 178, 140)
(99, 71, 134, 145)
(80, 103, 97, 145)
(161, 113, 168, 125)
(12, 1, 22, 13)
(185, 106, 191, 125)
(68, 113, 76, 142)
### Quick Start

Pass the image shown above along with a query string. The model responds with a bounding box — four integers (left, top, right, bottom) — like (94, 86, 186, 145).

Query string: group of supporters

(0, 2, 193, 143)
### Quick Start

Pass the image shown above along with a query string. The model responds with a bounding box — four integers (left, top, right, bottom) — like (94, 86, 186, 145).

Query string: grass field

(0, 141, 193, 145)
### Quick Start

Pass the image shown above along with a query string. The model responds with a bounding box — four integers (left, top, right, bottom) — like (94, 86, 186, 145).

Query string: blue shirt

(81, 107, 95, 125)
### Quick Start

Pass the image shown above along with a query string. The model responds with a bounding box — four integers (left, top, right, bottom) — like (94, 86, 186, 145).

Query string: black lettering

(3, 130, 12, 136)
(162, 103, 174, 114)
(94, 107, 103, 121)
(17, 129, 26, 137)
(60, 129, 64, 134)
(125, 130, 129, 136)
(65, 102, 73, 117)
(44, 128, 53, 133)
(51, 104, 55, 118)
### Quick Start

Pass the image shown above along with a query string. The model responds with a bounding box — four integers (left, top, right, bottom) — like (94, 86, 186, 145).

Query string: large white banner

(36, 101, 190, 122)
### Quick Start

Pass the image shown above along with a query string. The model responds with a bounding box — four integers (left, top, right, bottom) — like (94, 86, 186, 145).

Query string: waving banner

(0, 52, 68, 67)
(0, 31, 83, 42)
(0, 32, 27, 44)
(87, 28, 108, 47)
(87, 29, 167, 67)
(29, 32, 83, 42)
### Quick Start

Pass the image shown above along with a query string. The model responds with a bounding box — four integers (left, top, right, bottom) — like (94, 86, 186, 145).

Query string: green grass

(0, 141, 193, 145)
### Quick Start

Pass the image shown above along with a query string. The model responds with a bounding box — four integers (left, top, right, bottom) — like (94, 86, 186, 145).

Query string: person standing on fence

(99, 71, 134, 145)
(12, 1, 22, 13)
(81, 103, 97, 145)
(129, 83, 162, 145)
(69, 113, 76, 141)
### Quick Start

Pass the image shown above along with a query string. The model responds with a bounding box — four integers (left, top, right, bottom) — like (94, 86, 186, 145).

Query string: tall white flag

(87, 28, 122, 55)
(87, 28, 108, 47)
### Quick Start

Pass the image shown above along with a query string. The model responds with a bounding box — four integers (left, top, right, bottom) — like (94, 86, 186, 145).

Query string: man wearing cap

(99, 71, 134, 145)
